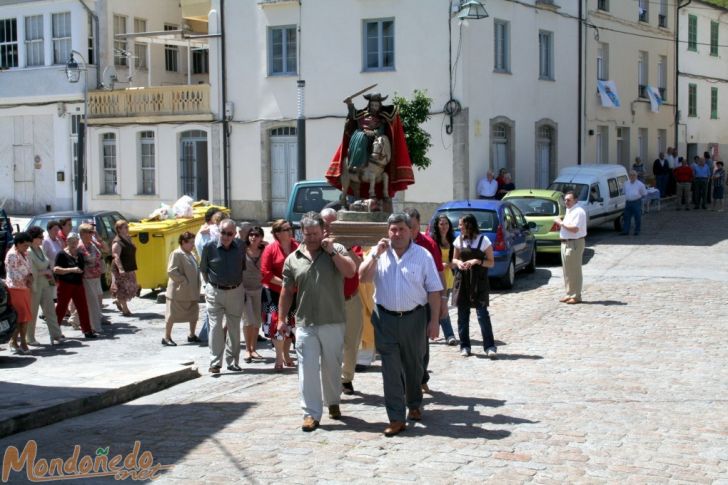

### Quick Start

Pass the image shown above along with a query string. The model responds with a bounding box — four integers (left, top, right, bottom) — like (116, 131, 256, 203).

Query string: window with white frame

(164, 24, 178, 72)
(598, 0, 609, 11)
(711, 21, 719, 56)
(658, 55, 667, 101)
(638, 128, 648, 162)
(638, 51, 648, 98)
(659, 0, 668, 28)
(711, 87, 718, 119)
(688, 15, 697, 51)
(134, 18, 147, 69)
(268, 25, 297, 75)
(638, 0, 648, 23)
(24, 15, 43, 67)
(363, 19, 394, 71)
(101, 133, 118, 195)
(688, 83, 697, 117)
(138, 131, 155, 195)
(192, 48, 208, 74)
(87, 15, 94, 65)
(596, 126, 608, 164)
(539, 30, 554, 80)
(597, 42, 609, 81)
(113, 14, 128, 66)
(52, 12, 71, 64)
(494, 19, 510, 73)
(0, 18, 18, 69)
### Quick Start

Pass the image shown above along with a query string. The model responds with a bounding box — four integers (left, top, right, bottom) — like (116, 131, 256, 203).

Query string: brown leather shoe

(301, 416, 319, 432)
(421, 383, 431, 393)
(407, 408, 422, 421)
(384, 421, 406, 437)
(328, 404, 342, 420)
(565, 298, 582, 304)
(208, 366, 221, 374)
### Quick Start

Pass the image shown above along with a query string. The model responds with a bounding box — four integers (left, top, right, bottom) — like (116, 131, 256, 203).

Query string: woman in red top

(260, 219, 298, 371)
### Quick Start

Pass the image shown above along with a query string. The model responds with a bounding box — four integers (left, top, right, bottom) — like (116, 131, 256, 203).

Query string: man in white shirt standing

(359, 212, 443, 437)
(621, 170, 648, 236)
(554, 191, 587, 304)
(476, 170, 498, 199)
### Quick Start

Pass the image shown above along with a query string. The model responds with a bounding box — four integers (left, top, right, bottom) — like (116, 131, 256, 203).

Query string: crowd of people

(476, 168, 515, 200)
(2, 218, 138, 354)
(156, 205, 498, 435)
(634, 148, 726, 211)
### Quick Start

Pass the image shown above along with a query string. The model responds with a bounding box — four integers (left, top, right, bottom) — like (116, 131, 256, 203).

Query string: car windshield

(27, 217, 87, 233)
(292, 186, 341, 216)
(507, 197, 559, 216)
(548, 183, 589, 201)
(437, 209, 498, 233)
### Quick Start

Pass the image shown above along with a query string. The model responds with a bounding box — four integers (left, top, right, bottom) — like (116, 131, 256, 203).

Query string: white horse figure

(341, 134, 391, 201)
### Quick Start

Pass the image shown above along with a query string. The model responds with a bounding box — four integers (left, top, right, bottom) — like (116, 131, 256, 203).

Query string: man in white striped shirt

(359, 212, 443, 437)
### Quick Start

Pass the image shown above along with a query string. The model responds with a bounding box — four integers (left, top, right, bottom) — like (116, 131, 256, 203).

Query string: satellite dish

(102, 66, 118, 91)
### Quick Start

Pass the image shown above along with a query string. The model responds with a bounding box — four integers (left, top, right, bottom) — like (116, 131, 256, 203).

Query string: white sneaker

(486, 346, 497, 359)
(447, 336, 457, 346)
(460, 348, 471, 357)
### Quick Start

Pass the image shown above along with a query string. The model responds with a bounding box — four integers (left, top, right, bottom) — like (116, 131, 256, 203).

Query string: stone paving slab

(1, 206, 727, 483)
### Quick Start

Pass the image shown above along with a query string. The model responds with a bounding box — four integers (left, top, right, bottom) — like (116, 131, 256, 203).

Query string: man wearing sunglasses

(200, 219, 246, 374)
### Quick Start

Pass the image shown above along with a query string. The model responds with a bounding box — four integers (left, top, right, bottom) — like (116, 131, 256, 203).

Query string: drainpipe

(220, 0, 230, 207)
(77, 0, 100, 88)
(296, 1, 306, 181)
(577, 0, 583, 165)
(675, 0, 691, 151)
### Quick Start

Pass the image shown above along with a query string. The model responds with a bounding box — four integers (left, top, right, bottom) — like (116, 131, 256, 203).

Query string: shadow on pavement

(0, 356, 37, 368)
(0, 401, 254, 485)
(474, 353, 543, 361)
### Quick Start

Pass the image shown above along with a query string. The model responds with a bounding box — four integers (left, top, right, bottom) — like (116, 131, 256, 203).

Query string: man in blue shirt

(692, 158, 711, 210)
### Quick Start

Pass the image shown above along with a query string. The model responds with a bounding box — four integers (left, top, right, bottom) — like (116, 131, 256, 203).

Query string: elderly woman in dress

(242, 225, 267, 363)
(26, 227, 64, 346)
(163, 232, 201, 346)
(54, 233, 96, 339)
(111, 220, 139, 317)
(4, 232, 34, 354)
(261, 219, 298, 371)
(79, 223, 105, 333)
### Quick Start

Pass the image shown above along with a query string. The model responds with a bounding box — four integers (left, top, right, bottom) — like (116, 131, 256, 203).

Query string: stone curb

(0, 366, 200, 439)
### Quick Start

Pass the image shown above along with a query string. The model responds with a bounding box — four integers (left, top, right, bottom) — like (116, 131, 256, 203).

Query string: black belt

(208, 282, 241, 290)
(377, 304, 423, 317)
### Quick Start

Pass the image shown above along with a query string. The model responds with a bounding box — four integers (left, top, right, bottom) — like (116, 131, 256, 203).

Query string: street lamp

(458, 0, 489, 20)
(65, 50, 87, 211)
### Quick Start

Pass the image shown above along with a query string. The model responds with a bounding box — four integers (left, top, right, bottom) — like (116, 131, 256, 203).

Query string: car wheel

(525, 247, 537, 273)
(614, 214, 624, 232)
(500, 259, 515, 289)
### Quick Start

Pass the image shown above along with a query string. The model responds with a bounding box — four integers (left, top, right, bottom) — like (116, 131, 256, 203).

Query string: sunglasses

(249, 233, 262, 238)
(220, 230, 236, 237)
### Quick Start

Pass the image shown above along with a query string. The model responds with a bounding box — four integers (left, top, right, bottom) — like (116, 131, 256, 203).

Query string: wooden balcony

(87, 84, 213, 125)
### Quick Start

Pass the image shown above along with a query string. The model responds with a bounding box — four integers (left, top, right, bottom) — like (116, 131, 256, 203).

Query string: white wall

(223, 0, 579, 220)
(678, 2, 728, 158)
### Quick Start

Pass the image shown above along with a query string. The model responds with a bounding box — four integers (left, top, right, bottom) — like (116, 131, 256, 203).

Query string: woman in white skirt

(163, 232, 201, 346)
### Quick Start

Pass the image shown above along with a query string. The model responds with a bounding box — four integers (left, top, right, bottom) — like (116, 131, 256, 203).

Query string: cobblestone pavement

(1, 207, 727, 484)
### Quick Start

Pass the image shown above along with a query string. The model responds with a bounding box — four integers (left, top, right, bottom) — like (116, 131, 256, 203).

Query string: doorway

(179, 130, 208, 201)
(270, 127, 298, 219)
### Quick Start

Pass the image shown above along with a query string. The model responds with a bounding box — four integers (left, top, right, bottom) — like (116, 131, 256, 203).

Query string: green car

(502, 189, 565, 254)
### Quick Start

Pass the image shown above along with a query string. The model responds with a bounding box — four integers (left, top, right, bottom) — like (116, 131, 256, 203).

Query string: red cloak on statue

(325, 106, 415, 199)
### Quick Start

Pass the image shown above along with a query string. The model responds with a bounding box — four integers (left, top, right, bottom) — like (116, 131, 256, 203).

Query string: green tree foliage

(393, 90, 433, 171)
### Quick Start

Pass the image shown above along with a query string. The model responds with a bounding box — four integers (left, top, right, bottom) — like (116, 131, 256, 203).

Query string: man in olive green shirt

(279, 212, 356, 432)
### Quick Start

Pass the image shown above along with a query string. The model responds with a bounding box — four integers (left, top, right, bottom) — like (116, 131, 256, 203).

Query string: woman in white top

(451, 213, 497, 358)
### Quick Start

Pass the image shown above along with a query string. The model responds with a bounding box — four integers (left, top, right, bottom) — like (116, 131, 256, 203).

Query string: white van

(548, 164, 628, 231)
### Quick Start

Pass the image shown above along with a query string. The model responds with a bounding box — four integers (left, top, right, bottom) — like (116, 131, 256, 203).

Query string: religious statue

(326, 87, 414, 206)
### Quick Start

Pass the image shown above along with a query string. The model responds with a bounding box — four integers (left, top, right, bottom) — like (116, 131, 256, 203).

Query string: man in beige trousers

(554, 191, 587, 304)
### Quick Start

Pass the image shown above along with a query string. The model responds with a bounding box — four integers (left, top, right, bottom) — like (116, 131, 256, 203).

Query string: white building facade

(582, 0, 676, 172)
(223, 0, 579, 221)
(677, 0, 728, 162)
(0, 0, 217, 218)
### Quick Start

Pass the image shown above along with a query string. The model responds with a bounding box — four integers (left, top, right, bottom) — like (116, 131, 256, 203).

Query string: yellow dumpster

(129, 204, 229, 290)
